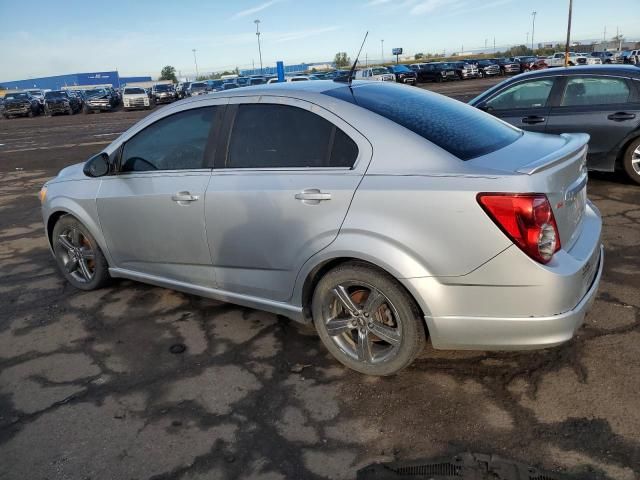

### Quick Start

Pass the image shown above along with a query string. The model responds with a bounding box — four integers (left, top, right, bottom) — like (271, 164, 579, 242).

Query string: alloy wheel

(632, 144, 640, 175)
(321, 282, 402, 365)
(56, 227, 96, 283)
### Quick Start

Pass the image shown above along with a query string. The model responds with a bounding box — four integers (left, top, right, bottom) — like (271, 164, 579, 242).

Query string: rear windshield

(324, 83, 521, 160)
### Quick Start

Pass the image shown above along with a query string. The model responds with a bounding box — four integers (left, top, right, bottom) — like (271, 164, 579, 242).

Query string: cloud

(409, 0, 463, 15)
(271, 26, 341, 43)
(232, 0, 283, 19)
(365, 0, 393, 6)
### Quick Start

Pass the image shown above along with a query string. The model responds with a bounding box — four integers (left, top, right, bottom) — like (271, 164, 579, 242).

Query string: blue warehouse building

(1, 71, 152, 90)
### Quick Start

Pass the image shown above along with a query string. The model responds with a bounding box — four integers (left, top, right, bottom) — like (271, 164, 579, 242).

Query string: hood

(5, 98, 30, 105)
(53, 162, 87, 182)
(123, 93, 148, 100)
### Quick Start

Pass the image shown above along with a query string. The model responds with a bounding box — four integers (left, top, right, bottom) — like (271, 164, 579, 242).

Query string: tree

(333, 52, 351, 68)
(414, 53, 424, 60)
(159, 65, 178, 83)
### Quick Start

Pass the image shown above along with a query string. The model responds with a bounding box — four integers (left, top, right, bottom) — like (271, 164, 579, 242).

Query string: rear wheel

(52, 215, 110, 290)
(622, 137, 640, 185)
(312, 262, 426, 376)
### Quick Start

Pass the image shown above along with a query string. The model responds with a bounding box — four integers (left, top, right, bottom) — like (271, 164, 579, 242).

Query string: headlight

(39, 186, 47, 204)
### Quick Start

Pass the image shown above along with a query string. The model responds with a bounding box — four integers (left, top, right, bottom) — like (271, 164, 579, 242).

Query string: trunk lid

(470, 132, 590, 250)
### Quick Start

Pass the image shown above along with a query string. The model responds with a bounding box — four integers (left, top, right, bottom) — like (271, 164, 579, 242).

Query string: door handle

(171, 191, 199, 202)
(295, 189, 332, 204)
(607, 112, 636, 121)
(521, 115, 546, 125)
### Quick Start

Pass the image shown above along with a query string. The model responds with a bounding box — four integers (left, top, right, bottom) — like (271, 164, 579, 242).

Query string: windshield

(371, 67, 389, 75)
(28, 90, 42, 95)
(191, 83, 206, 89)
(5, 93, 28, 100)
(390, 65, 411, 73)
(155, 84, 172, 91)
(124, 88, 145, 94)
(45, 91, 66, 99)
(325, 83, 520, 161)
(85, 89, 105, 97)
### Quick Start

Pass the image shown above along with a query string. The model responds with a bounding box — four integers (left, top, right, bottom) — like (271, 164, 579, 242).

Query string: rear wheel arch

(300, 257, 427, 330)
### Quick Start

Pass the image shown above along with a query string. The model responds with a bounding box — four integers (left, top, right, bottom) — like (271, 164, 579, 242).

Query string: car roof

(519, 64, 640, 78)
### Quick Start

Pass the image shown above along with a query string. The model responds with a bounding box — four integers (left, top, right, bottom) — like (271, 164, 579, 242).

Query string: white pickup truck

(547, 52, 602, 67)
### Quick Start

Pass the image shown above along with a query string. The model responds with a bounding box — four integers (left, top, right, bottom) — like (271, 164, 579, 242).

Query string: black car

(410, 63, 457, 82)
(207, 79, 225, 92)
(469, 65, 640, 183)
(222, 83, 239, 90)
(492, 58, 521, 75)
(83, 88, 115, 113)
(176, 82, 191, 99)
(44, 90, 81, 115)
(450, 61, 479, 79)
(152, 84, 177, 104)
(386, 64, 417, 85)
(249, 77, 266, 86)
(2, 92, 41, 118)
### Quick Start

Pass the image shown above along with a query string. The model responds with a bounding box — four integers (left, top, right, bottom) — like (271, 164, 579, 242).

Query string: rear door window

(486, 79, 555, 110)
(226, 104, 359, 169)
(560, 77, 630, 106)
(324, 83, 521, 160)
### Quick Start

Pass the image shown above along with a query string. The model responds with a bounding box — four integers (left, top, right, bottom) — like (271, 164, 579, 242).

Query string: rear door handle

(607, 112, 636, 121)
(295, 189, 332, 204)
(171, 191, 199, 202)
(521, 115, 546, 125)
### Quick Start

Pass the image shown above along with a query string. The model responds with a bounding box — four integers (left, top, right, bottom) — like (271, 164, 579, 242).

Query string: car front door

(96, 103, 224, 287)
(481, 77, 558, 133)
(545, 75, 640, 170)
(205, 97, 371, 302)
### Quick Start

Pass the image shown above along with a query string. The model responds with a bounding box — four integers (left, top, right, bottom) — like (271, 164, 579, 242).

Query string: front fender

(43, 190, 112, 266)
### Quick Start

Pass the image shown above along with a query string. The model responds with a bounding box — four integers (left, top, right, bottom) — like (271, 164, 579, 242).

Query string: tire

(27, 110, 34, 118)
(478, 70, 484, 78)
(52, 215, 111, 291)
(622, 137, 640, 185)
(312, 262, 426, 376)
(83, 106, 91, 114)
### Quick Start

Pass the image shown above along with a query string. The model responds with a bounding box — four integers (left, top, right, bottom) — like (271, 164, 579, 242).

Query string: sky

(0, 0, 638, 81)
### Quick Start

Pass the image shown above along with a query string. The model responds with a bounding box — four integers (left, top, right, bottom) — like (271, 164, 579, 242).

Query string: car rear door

(545, 74, 640, 170)
(96, 103, 225, 287)
(205, 96, 372, 302)
(481, 76, 559, 133)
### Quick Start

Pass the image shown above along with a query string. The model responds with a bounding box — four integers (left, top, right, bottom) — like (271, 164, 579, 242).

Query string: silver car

(40, 81, 603, 376)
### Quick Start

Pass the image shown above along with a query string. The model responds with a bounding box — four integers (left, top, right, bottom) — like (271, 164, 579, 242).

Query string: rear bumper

(404, 202, 603, 350)
(422, 245, 602, 350)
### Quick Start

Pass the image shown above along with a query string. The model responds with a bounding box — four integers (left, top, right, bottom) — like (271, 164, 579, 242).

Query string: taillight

(477, 193, 561, 264)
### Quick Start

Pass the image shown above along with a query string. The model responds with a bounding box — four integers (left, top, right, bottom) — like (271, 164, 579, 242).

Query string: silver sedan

(40, 81, 603, 375)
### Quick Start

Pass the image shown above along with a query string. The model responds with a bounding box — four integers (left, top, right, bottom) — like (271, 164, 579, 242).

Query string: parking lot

(1, 78, 639, 479)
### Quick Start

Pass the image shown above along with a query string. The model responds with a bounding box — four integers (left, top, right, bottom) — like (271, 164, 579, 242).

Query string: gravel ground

(0, 78, 639, 480)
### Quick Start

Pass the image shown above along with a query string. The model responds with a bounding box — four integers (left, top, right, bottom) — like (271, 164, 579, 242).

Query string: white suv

(354, 67, 395, 81)
(122, 86, 151, 111)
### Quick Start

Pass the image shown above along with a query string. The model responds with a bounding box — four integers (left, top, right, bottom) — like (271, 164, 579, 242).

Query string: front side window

(486, 79, 554, 110)
(121, 107, 216, 172)
(560, 77, 630, 106)
(226, 104, 358, 169)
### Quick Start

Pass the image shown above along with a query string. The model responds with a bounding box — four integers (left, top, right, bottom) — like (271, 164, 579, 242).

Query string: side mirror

(83, 152, 110, 177)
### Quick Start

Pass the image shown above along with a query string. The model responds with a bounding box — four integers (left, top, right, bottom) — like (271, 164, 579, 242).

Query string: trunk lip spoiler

(516, 133, 590, 175)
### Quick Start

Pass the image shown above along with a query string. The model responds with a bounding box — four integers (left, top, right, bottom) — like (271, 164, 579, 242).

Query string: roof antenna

(335, 31, 368, 84)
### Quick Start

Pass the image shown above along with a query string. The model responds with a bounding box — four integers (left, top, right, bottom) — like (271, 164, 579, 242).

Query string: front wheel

(622, 137, 640, 185)
(312, 262, 426, 376)
(52, 215, 111, 290)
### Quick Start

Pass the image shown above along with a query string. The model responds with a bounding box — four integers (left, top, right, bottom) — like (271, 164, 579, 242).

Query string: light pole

(192, 49, 199, 79)
(526, 32, 529, 47)
(564, 0, 573, 67)
(255, 19, 263, 74)
(531, 11, 537, 51)
(381, 39, 384, 63)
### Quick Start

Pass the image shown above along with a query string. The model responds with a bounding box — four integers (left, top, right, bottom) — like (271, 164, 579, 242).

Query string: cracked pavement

(0, 81, 639, 479)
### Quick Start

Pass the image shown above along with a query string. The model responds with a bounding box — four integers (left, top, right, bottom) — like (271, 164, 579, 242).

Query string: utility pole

(485, 38, 488, 49)
(192, 49, 199, 79)
(381, 39, 384, 63)
(564, 0, 572, 67)
(526, 32, 529, 47)
(603, 26, 607, 44)
(254, 19, 263, 74)
(531, 11, 537, 51)
(493, 37, 496, 51)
